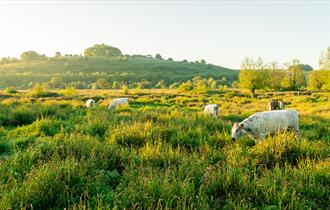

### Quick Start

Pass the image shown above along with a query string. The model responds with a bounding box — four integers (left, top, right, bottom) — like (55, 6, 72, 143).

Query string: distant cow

(85, 99, 96, 108)
(204, 104, 220, 118)
(109, 98, 130, 110)
(268, 99, 285, 111)
(231, 110, 299, 142)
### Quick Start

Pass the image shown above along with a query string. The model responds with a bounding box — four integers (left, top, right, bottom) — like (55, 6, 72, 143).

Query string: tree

(96, 78, 110, 89)
(112, 81, 120, 89)
(239, 70, 264, 97)
(169, 82, 180, 89)
(287, 60, 305, 90)
(55, 51, 62, 58)
(220, 77, 227, 85)
(318, 47, 330, 70)
(167, 58, 173, 61)
(239, 57, 267, 97)
(155, 80, 166, 89)
(297, 64, 313, 71)
(308, 70, 330, 90)
(84, 44, 122, 57)
(196, 79, 208, 93)
(178, 80, 193, 92)
(49, 77, 62, 89)
(155, 54, 163, 60)
(20, 51, 45, 61)
(231, 81, 240, 89)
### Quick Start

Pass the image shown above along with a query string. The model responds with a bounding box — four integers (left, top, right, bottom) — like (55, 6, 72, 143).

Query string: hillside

(0, 56, 237, 89)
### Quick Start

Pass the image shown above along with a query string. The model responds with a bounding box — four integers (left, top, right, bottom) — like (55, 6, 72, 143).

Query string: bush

(5, 87, 18, 94)
(30, 83, 59, 97)
(60, 86, 78, 97)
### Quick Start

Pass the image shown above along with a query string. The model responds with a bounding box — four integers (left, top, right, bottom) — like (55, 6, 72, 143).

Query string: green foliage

(60, 86, 78, 97)
(49, 77, 63, 88)
(122, 85, 129, 94)
(307, 70, 330, 90)
(239, 57, 310, 95)
(155, 53, 163, 60)
(96, 78, 110, 89)
(0, 105, 38, 126)
(20, 51, 46, 62)
(0, 55, 236, 89)
(178, 80, 193, 92)
(30, 83, 58, 97)
(84, 44, 122, 57)
(5, 87, 18, 94)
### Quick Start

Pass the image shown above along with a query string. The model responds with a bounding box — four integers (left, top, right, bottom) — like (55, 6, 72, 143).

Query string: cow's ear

(239, 123, 244, 128)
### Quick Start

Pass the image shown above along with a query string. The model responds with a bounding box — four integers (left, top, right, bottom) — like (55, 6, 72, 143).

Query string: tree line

(238, 56, 330, 96)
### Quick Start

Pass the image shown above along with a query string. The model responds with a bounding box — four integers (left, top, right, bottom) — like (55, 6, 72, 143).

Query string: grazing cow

(85, 99, 96, 108)
(268, 99, 285, 111)
(278, 100, 285, 110)
(204, 104, 220, 118)
(109, 98, 130, 110)
(231, 110, 299, 142)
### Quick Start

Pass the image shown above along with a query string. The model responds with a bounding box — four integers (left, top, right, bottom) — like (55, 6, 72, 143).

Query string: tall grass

(0, 90, 329, 209)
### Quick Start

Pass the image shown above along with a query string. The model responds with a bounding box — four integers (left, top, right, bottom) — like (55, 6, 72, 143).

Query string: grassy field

(0, 89, 329, 209)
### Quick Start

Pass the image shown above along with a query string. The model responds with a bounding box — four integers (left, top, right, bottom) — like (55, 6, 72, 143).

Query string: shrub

(60, 86, 78, 97)
(5, 87, 18, 94)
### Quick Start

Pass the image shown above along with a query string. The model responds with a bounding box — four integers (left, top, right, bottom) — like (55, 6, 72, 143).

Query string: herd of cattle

(85, 97, 299, 143)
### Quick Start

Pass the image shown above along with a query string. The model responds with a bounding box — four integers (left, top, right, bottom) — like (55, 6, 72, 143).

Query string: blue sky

(0, 1, 329, 69)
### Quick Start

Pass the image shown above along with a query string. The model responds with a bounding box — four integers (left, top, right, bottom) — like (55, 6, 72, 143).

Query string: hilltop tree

(84, 44, 122, 57)
(55, 51, 62, 58)
(155, 54, 163, 60)
(20, 51, 45, 61)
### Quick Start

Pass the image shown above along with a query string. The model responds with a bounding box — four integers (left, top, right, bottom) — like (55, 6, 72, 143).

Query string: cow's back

(247, 110, 298, 133)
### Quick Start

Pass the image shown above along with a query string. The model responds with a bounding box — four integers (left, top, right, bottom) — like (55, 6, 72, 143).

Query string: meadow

(0, 89, 329, 209)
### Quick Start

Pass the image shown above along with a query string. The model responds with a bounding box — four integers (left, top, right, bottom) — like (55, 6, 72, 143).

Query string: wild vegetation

(0, 44, 236, 90)
(1, 44, 330, 96)
(0, 89, 329, 209)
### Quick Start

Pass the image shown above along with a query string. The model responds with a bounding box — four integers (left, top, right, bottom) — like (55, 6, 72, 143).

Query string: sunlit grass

(0, 89, 329, 209)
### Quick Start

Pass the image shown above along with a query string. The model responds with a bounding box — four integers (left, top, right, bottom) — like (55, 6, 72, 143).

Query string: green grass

(0, 90, 329, 209)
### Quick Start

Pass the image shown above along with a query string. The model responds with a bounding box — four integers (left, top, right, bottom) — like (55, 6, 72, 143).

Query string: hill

(0, 55, 237, 89)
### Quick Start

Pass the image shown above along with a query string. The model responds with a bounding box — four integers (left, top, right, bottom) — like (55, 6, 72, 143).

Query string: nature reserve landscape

(0, 1, 329, 209)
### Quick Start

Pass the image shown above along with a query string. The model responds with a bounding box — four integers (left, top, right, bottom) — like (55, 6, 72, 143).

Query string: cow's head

(231, 122, 246, 140)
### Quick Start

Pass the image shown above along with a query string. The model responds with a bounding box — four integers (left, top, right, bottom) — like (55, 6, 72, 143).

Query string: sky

(0, 1, 329, 69)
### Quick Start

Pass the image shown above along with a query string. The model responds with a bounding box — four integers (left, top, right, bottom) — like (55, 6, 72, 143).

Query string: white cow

(109, 98, 130, 110)
(204, 104, 220, 118)
(85, 99, 96, 108)
(231, 110, 299, 142)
